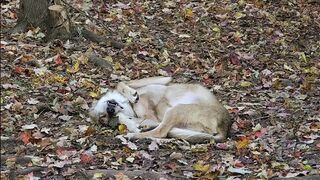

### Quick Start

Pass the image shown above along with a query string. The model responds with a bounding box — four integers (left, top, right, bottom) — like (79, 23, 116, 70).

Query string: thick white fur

(126, 77, 172, 88)
(90, 76, 228, 143)
(89, 90, 135, 119)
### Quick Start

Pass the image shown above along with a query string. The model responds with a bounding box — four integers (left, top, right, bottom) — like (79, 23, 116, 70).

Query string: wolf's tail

(126, 76, 172, 88)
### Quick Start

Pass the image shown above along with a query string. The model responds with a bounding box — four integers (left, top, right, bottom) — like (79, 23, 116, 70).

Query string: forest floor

(1, 0, 320, 179)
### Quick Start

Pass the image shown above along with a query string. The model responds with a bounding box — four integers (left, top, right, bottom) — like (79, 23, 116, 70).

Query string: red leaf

(56, 148, 66, 156)
(56, 88, 69, 94)
(214, 63, 224, 73)
(80, 153, 93, 164)
(251, 128, 268, 139)
(234, 162, 245, 168)
(55, 54, 63, 65)
(215, 143, 229, 150)
(20, 131, 32, 144)
(229, 52, 240, 65)
(165, 162, 177, 171)
(14, 67, 25, 74)
(293, 151, 302, 158)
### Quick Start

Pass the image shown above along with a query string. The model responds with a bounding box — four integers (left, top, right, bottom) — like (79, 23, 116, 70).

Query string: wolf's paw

(127, 89, 139, 103)
(117, 82, 139, 103)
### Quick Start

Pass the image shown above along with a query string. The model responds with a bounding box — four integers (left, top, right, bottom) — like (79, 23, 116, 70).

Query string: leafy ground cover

(1, 0, 319, 179)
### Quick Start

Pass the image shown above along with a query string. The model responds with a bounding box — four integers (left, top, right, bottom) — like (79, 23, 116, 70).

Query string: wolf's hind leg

(168, 128, 215, 143)
(126, 76, 172, 88)
(125, 110, 178, 139)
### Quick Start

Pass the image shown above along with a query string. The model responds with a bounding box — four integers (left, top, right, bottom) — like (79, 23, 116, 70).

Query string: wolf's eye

(133, 92, 138, 97)
(107, 100, 118, 105)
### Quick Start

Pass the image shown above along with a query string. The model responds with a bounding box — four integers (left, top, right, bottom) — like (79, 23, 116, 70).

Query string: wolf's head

(89, 89, 135, 121)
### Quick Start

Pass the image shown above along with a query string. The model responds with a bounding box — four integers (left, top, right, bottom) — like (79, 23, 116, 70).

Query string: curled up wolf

(89, 76, 232, 143)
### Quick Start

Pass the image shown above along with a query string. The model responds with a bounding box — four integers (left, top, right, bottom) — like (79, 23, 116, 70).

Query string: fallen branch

(16, 167, 45, 175)
(86, 169, 168, 179)
(1, 155, 33, 166)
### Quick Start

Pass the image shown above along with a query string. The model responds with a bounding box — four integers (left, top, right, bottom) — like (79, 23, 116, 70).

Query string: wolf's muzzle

(106, 100, 118, 116)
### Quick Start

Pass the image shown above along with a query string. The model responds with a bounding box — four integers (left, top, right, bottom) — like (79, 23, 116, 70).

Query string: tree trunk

(10, 0, 71, 41)
(9, 0, 124, 48)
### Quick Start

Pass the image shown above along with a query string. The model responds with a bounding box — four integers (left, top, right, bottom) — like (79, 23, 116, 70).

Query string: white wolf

(90, 77, 231, 143)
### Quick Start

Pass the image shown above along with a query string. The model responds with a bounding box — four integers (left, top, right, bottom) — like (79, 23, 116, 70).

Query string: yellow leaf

(236, 138, 249, 150)
(235, 12, 246, 19)
(89, 91, 99, 98)
(234, 31, 242, 38)
(118, 124, 128, 134)
(211, 25, 220, 32)
(126, 37, 133, 43)
(93, 172, 105, 179)
(185, 8, 193, 18)
(240, 81, 252, 87)
(67, 61, 80, 74)
(303, 67, 319, 75)
(114, 62, 123, 70)
(104, 56, 113, 63)
(53, 75, 67, 84)
(303, 164, 313, 171)
(81, 79, 96, 89)
(272, 79, 282, 90)
(300, 52, 308, 63)
(193, 160, 210, 173)
(78, 54, 88, 65)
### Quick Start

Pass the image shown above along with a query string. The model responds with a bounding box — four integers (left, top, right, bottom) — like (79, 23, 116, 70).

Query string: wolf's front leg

(117, 112, 141, 133)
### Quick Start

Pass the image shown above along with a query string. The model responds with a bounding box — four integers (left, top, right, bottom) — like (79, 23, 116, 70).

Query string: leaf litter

(1, 0, 320, 179)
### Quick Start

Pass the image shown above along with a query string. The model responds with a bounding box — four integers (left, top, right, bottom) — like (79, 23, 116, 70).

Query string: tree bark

(9, 0, 125, 48)
(10, 0, 71, 41)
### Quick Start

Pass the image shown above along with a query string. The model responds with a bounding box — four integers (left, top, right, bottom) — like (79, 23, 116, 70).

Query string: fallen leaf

(80, 152, 93, 164)
(193, 160, 210, 173)
(53, 160, 71, 168)
(116, 135, 138, 150)
(148, 140, 159, 151)
(58, 115, 72, 121)
(126, 156, 135, 163)
(240, 81, 252, 87)
(66, 61, 80, 74)
(236, 137, 250, 150)
(234, 12, 246, 19)
(12, 101, 23, 111)
(85, 126, 96, 136)
(89, 91, 99, 98)
(93, 172, 105, 179)
(184, 8, 193, 18)
(227, 167, 252, 175)
(118, 124, 128, 134)
(170, 152, 183, 159)
(114, 172, 130, 180)
(21, 124, 38, 130)
(27, 98, 39, 105)
(303, 164, 313, 171)
(54, 54, 63, 65)
(20, 131, 32, 144)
